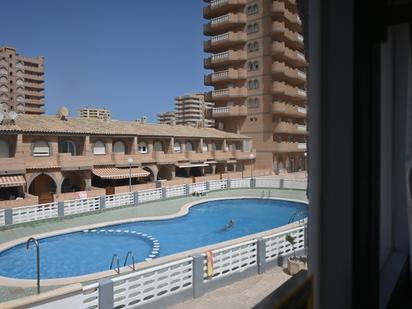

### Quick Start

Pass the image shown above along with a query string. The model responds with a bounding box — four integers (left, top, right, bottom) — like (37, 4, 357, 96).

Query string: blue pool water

(0, 198, 307, 279)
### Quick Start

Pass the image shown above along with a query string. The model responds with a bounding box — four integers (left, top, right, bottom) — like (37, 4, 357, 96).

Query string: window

(247, 61, 259, 71)
(33, 140, 50, 157)
(202, 143, 208, 152)
(0, 140, 10, 158)
(247, 23, 259, 34)
(247, 98, 260, 108)
(247, 41, 259, 52)
(186, 141, 194, 151)
(174, 141, 181, 153)
(93, 141, 106, 155)
(247, 80, 259, 89)
(60, 140, 76, 156)
(113, 141, 126, 153)
(138, 141, 148, 154)
(154, 141, 164, 152)
(246, 3, 258, 15)
(211, 143, 217, 151)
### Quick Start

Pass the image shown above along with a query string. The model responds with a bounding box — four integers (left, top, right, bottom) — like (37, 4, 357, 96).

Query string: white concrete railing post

(257, 238, 267, 274)
(57, 201, 64, 217)
(133, 191, 139, 205)
(162, 187, 167, 200)
(192, 254, 205, 298)
(4, 208, 12, 225)
(185, 184, 190, 196)
(98, 279, 114, 309)
(279, 179, 284, 189)
(227, 178, 231, 189)
(205, 181, 210, 191)
(99, 196, 106, 209)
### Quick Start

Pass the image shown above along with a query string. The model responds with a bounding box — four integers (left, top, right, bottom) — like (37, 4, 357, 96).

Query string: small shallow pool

(0, 198, 307, 280)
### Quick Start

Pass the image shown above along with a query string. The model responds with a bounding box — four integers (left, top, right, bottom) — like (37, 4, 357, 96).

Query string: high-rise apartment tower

(0, 46, 45, 115)
(203, 0, 307, 172)
(78, 107, 111, 120)
(175, 93, 215, 127)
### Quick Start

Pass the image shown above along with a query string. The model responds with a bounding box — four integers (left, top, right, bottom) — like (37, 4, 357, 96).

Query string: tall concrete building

(78, 107, 111, 120)
(203, 0, 307, 172)
(174, 93, 215, 127)
(157, 112, 176, 125)
(0, 46, 45, 115)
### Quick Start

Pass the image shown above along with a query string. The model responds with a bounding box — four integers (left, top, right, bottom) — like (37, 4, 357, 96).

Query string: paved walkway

(169, 267, 291, 309)
(0, 188, 306, 302)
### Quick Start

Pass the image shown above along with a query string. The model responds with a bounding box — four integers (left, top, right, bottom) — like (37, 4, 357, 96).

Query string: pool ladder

(110, 251, 136, 274)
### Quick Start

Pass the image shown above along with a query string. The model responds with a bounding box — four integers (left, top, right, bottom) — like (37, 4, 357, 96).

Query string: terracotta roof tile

(0, 115, 250, 140)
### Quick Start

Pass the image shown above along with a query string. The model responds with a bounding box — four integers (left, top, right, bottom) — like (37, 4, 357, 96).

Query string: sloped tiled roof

(0, 115, 249, 140)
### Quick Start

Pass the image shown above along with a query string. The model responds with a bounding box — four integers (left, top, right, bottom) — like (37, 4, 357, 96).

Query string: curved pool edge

(0, 196, 308, 287)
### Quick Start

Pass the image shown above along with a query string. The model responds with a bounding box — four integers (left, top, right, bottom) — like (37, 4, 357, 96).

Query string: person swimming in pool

(222, 219, 235, 231)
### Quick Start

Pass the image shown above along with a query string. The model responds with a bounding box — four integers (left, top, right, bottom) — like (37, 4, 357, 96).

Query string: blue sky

(2, 0, 209, 121)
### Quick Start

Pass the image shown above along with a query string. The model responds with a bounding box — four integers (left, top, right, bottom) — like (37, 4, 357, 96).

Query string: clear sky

(2, 0, 209, 121)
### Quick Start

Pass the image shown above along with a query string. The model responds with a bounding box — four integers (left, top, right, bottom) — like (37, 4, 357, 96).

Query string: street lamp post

(249, 153, 255, 179)
(128, 158, 133, 192)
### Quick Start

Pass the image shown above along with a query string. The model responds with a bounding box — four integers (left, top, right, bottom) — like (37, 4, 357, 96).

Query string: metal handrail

(124, 251, 136, 271)
(26, 237, 40, 294)
(110, 254, 120, 274)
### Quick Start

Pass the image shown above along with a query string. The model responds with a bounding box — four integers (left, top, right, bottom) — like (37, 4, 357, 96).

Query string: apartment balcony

(23, 66, 44, 74)
(25, 99, 44, 105)
(273, 121, 307, 135)
(24, 106, 44, 114)
(23, 89, 44, 97)
(272, 81, 307, 102)
(185, 151, 211, 162)
(17, 55, 43, 64)
(204, 68, 247, 85)
(272, 21, 304, 50)
(271, 1, 301, 32)
(111, 153, 155, 166)
(58, 153, 93, 171)
(212, 150, 233, 161)
(212, 105, 247, 118)
(272, 62, 306, 85)
(204, 13, 246, 35)
(27, 156, 59, 169)
(272, 101, 307, 118)
(272, 42, 307, 68)
(204, 50, 247, 69)
(204, 31, 247, 53)
(205, 87, 247, 101)
(273, 142, 307, 152)
(231, 149, 257, 160)
(203, 0, 247, 19)
(24, 82, 45, 89)
(0, 157, 25, 175)
(22, 73, 44, 81)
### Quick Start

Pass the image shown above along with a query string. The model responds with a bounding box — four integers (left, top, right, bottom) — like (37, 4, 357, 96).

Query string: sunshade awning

(175, 163, 209, 168)
(92, 167, 150, 180)
(0, 175, 26, 188)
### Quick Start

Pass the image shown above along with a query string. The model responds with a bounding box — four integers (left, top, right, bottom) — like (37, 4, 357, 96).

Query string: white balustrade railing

(105, 192, 134, 208)
(298, 143, 307, 150)
(210, 0, 227, 8)
(211, 33, 229, 43)
(297, 51, 305, 60)
(0, 209, 4, 226)
(255, 178, 281, 188)
(297, 70, 307, 79)
(212, 106, 230, 114)
(213, 89, 229, 97)
(230, 178, 250, 188)
(209, 179, 228, 190)
(82, 282, 99, 309)
(203, 239, 258, 280)
(138, 188, 162, 203)
(284, 179, 307, 190)
(264, 225, 305, 262)
(297, 89, 307, 97)
(188, 182, 207, 194)
(212, 70, 229, 78)
(211, 51, 229, 61)
(112, 257, 193, 308)
(64, 197, 100, 216)
(211, 14, 229, 25)
(297, 106, 307, 114)
(165, 184, 187, 198)
(12, 202, 59, 224)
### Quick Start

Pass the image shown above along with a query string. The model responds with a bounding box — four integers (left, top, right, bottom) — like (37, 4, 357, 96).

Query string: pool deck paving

(0, 188, 307, 303)
(169, 267, 292, 309)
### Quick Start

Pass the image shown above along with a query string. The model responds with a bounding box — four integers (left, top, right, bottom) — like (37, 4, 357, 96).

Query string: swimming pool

(0, 198, 307, 280)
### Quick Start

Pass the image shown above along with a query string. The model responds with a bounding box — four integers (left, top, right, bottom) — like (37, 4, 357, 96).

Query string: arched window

(60, 140, 76, 156)
(211, 143, 217, 151)
(174, 141, 181, 153)
(113, 141, 126, 153)
(138, 141, 148, 153)
(16, 104, 24, 113)
(186, 141, 194, 152)
(154, 141, 164, 152)
(33, 140, 50, 157)
(0, 140, 10, 158)
(202, 143, 208, 152)
(93, 141, 106, 155)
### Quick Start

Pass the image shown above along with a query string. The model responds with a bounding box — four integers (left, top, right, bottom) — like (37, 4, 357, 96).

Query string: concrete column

(211, 164, 216, 175)
(181, 139, 186, 152)
(99, 195, 106, 209)
(132, 136, 138, 154)
(98, 279, 114, 309)
(84, 177, 92, 191)
(227, 179, 231, 189)
(257, 238, 267, 274)
(4, 208, 13, 226)
(169, 137, 174, 154)
(15, 134, 24, 157)
(222, 139, 228, 152)
(57, 201, 64, 217)
(171, 165, 176, 179)
(199, 138, 204, 152)
(233, 163, 237, 172)
(84, 136, 92, 155)
(148, 140, 154, 153)
(206, 181, 210, 191)
(224, 164, 228, 173)
(192, 254, 205, 298)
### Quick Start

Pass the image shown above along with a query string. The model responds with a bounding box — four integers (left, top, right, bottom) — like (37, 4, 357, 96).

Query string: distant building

(0, 46, 45, 115)
(157, 112, 176, 125)
(79, 107, 111, 120)
(174, 93, 215, 127)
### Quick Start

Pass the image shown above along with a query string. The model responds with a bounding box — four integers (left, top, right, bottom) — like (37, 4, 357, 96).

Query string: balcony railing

(205, 87, 247, 101)
(58, 153, 93, 171)
(204, 50, 247, 68)
(212, 105, 247, 117)
(272, 21, 304, 50)
(185, 151, 211, 161)
(272, 42, 307, 67)
(204, 68, 247, 85)
(204, 32, 247, 52)
(272, 62, 306, 84)
(272, 81, 307, 101)
(204, 13, 246, 35)
(271, 1, 301, 32)
(273, 122, 307, 135)
(273, 142, 307, 152)
(203, 0, 246, 19)
(272, 101, 307, 118)
(0, 157, 25, 174)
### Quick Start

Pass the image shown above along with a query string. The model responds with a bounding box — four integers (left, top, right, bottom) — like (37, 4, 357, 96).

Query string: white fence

(12, 202, 59, 224)
(29, 222, 307, 309)
(1, 177, 307, 227)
